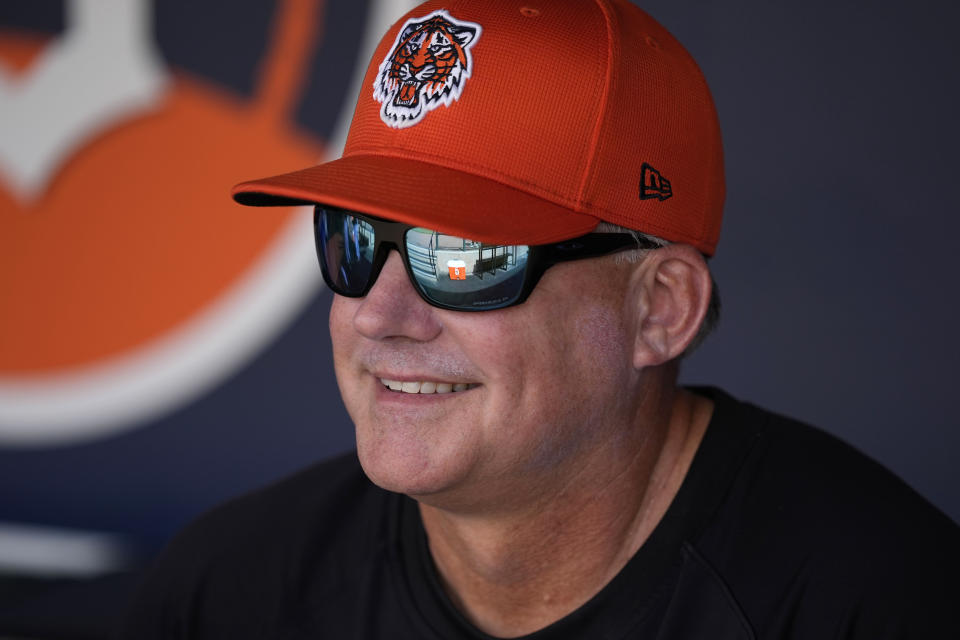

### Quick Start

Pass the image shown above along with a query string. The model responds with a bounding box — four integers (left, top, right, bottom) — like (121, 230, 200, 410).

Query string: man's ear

(628, 244, 712, 369)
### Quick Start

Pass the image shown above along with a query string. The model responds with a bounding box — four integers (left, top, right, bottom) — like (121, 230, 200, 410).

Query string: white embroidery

(373, 10, 481, 128)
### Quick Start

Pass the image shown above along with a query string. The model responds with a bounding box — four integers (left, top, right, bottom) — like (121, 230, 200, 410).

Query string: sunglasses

(314, 205, 659, 312)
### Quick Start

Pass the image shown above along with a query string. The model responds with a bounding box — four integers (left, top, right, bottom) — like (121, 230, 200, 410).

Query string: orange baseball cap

(233, 0, 725, 255)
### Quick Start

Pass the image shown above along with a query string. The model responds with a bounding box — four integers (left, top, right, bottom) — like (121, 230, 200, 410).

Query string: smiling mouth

(379, 378, 478, 395)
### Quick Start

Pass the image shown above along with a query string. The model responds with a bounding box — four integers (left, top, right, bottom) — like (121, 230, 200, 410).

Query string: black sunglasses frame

(313, 205, 660, 312)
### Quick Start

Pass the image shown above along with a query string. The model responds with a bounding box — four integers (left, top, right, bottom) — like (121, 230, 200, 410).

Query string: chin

(355, 434, 460, 498)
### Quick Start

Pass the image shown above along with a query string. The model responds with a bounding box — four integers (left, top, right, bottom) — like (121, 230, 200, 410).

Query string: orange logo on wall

(0, 0, 418, 445)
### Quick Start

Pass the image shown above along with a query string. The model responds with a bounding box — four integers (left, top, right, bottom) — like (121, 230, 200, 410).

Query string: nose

(411, 44, 430, 68)
(352, 251, 443, 342)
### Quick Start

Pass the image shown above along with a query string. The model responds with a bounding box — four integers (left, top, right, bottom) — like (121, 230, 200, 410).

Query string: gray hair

(594, 222, 720, 357)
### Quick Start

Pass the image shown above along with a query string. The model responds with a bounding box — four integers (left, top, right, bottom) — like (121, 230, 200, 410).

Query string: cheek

(558, 305, 630, 410)
(484, 305, 631, 469)
(328, 296, 362, 403)
(575, 305, 630, 377)
(474, 290, 631, 406)
(329, 295, 360, 356)
(328, 295, 351, 340)
(525, 302, 629, 389)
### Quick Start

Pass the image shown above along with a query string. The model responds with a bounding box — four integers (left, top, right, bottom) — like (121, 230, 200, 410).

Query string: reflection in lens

(405, 228, 530, 309)
(319, 209, 375, 295)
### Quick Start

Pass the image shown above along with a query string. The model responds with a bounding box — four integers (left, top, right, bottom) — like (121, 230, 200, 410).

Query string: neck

(418, 384, 714, 638)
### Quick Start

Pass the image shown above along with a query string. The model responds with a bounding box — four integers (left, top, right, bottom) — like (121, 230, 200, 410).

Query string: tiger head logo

(373, 10, 481, 129)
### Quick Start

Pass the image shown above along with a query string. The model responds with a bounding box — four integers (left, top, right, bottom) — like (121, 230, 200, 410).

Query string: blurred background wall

(0, 0, 957, 636)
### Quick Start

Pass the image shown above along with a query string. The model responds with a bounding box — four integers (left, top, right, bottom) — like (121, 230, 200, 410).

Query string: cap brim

(232, 154, 599, 245)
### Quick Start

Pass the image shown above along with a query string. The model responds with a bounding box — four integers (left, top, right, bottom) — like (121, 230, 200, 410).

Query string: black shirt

(121, 388, 960, 638)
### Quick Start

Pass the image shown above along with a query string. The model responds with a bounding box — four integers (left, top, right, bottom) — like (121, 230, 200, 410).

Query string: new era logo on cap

(640, 163, 672, 201)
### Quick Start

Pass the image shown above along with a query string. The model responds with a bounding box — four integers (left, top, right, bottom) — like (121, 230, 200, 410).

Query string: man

(123, 0, 959, 637)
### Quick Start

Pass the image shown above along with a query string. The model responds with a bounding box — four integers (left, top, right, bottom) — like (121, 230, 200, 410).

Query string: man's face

(329, 250, 640, 510)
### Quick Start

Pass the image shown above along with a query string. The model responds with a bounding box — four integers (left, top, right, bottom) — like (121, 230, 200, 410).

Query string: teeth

(380, 378, 473, 395)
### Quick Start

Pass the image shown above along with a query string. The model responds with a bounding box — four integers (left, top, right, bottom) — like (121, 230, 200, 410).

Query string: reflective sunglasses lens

(404, 228, 531, 310)
(318, 209, 376, 296)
